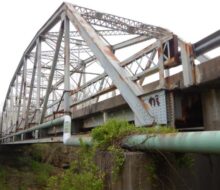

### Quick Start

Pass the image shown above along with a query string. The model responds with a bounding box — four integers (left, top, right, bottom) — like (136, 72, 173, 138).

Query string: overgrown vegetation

(0, 166, 7, 190)
(91, 119, 176, 149)
(144, 152, 194, 189)
(0, 119, 192, 190)
(0, 155, 56, 190)
(91, 119, 193, 189)
(46, 144, 104, 190)
(46, 119, 178, 189)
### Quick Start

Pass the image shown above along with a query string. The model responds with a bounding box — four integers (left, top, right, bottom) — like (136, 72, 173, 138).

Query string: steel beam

(2, 3, 66, 112)
(197, 55, 209, 62)
(73, 4, 170, 38)
(13, 76, 19, 128)
(139, 50, 157, 85)
(40, 22, 64, 123)
(36, 39, 42, 123)
(2, 2, 171, 121)
(24, 45, 39, 127)
(36, 39, 41, 109)
(158, 42, 165, 87)
(67, 39, 169, 104)
(9, 90, 14, 132)
(179, 40, 194, 87)
(50, 34, 151, 90)
(47, 40, 166, 109)
(64, 16, 71, 113)
(66, 4, 154, 125)
(46, 30, 130, 39)
(22, 58, 27, 122)
(112, 36, 151, 50)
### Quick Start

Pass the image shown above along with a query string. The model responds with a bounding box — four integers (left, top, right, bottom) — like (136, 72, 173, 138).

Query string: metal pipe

(0, 114, 84, 146)
(65, 131, 220, 154)
(193, 30, 220, 57)
(1, 116, 66, 140)
(3, 115, 220, 154)
(122, 131, 220, 154)
(64, 136, 92, 146)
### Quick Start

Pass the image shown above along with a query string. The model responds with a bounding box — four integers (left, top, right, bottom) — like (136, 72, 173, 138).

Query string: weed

(0, 166, 8, 190)
(91, 119, 176, 149)
(46, 144, 104, 190)
(46, 119, 178, 189)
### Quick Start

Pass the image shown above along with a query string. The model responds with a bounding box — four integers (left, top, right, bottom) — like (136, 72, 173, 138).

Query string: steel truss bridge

(1, 2, 220, 145)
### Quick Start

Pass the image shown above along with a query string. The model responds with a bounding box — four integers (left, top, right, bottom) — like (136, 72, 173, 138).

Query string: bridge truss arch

(1, 3, 202, 140)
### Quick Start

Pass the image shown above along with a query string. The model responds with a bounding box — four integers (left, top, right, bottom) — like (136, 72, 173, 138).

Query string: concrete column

(202, 89, 220, 130)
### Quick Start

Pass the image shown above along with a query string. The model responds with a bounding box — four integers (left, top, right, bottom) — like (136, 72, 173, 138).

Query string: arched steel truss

(0, 3, 205, 139)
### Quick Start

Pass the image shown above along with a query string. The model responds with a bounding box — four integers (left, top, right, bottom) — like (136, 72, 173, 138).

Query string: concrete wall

(2, 144, 220, 190)
(202, 89, 220, 130)
(96, 152, 151, 190)
(96, 151, 220, 190)
(168, 154, 220, 190)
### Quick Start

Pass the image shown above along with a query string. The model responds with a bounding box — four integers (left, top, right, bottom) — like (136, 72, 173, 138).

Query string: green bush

(91, 119, 135, 148)
(31, 160, 53, 186)
(91, 119, 176, 149)
(46, 145, 104, 190)
(0, 166, 8, 190)
(47, 119, 177, 189)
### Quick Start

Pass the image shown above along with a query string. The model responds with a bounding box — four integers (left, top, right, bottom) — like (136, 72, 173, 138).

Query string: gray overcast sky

(0, 0, 219, 110)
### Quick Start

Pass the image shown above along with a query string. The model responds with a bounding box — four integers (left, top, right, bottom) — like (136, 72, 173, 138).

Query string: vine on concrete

(47, 119, 180, 189)
(145, 151, 194, 189)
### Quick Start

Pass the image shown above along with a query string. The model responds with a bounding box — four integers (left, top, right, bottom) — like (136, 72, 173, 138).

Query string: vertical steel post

(15, 75, 19, 119)
(179, 40, 194, 87)
(158, 42, 165, 88)
(9, 90, 14, 132)
(0, 112, 3, 136)
(40, 21, 64, 123)
(22, 58, 27, 126)
(76, 40, 83, 102)
(4, 107, 7, 135)
(16, 58, 26, 128)
(95, 78, 105, 103)
(4, 111, 7, 135)
(25, 42, 39, 128)
(36, 39, 41, 123)
(139, 50, 156, 86)
(13, 76, 19, 128)
(64, 16, 70, 114)
(6, 101, 9, 134)
(0, 111, 6, 136)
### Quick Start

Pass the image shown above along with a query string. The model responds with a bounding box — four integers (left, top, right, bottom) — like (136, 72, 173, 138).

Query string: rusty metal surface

(70, 56, 220, 121)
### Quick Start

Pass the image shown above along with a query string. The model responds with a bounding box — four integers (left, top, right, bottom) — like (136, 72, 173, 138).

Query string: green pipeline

(70, 131, 220, 154)
(121, 131, 220, 154)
